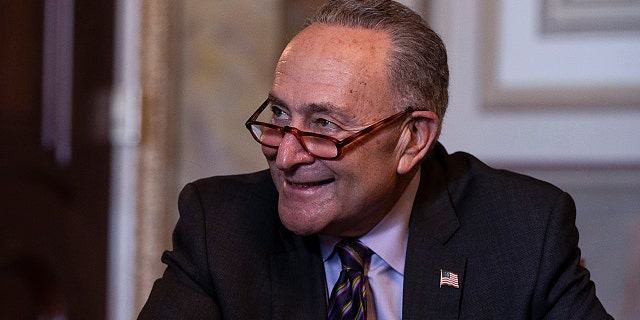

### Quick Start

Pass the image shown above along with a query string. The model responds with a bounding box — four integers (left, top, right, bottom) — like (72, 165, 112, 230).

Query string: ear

(396, 111, 440, 175)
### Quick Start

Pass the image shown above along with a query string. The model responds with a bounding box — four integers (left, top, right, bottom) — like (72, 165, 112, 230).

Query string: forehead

(272, 24, 393, 117)
(287, 23, 390, 56)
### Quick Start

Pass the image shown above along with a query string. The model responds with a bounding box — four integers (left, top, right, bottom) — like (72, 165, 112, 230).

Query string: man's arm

(532, 192, 612, 319)
(138, 183, 221, 319)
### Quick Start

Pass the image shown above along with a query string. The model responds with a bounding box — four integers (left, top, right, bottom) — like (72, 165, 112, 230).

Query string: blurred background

(1, 0, 638, 319)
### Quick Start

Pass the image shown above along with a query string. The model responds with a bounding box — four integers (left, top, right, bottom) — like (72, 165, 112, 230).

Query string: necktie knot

(335, 239, 371, 272)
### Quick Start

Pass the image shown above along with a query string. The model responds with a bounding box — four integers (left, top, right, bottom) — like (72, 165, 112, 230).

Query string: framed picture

(542, 0, 640, 34)
(480, 0, 640, 110)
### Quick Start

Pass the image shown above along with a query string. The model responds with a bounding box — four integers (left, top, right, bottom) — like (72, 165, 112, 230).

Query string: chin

(278, 209, 325, 236)
(281, 219, 317, 236)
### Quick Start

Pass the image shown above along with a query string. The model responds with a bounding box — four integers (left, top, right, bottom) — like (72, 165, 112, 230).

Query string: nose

(274, 132, 315, 170)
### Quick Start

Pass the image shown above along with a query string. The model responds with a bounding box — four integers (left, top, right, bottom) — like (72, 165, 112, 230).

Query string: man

(140, 0, 612, 319)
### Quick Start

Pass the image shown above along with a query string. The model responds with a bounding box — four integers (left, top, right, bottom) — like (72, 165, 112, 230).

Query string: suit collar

(403, 144, 467, 319)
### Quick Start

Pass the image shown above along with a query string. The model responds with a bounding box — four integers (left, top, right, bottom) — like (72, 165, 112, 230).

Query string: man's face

(265, 24, 408, 237)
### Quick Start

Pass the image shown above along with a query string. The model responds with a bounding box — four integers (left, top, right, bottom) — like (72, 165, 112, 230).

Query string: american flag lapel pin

(440, 269, 460, 288)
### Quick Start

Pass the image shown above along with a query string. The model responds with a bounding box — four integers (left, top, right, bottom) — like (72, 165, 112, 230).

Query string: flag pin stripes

(440, 269, 459, 288)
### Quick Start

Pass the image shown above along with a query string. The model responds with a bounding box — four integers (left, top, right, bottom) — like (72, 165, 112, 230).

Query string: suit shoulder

(191, 169, 274, 189)
(177, 169, 281, 243)
(179, 169, 278, 215)
(433, 147, 570, 220)
(187, 169, 276, 198)
(444, 150, 563, 198)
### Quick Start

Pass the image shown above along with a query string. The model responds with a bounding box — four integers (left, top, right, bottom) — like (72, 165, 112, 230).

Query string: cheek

(262, 145, 278, 159)
(339, 142, 399, 189)
(348, 135, 400, 170)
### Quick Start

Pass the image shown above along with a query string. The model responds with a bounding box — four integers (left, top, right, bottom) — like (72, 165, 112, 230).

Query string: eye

(317, 118, 336, 128)
(311, 117, 343, 134)
(270, 105, 290, 123)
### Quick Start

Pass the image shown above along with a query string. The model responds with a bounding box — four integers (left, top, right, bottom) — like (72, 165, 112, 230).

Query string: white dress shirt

(320, 170, 420, 319)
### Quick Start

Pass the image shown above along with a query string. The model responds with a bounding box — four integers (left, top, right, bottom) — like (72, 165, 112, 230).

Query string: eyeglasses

(245, 98, 412, 160)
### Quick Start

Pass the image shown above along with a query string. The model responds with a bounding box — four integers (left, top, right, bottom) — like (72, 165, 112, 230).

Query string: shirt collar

(319, 169, 421, 275)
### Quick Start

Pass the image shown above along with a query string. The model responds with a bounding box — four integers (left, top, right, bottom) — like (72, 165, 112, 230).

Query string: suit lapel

(403, 231, 467, 319)
(403, 148, 467, 319)
(270, 229, 327, 320)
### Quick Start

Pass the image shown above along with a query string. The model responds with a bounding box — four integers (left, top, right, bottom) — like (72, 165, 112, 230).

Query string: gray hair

(305, 0, 449, 125)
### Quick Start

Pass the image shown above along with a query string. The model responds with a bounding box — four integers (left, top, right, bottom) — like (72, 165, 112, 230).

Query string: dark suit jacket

(139, 144, 611, 319)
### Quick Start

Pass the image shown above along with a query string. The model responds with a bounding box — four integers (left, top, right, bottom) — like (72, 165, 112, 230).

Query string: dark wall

(0, 1, 114, 319)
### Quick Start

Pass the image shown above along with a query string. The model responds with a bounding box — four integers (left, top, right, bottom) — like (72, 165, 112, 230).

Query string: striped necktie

(328, 239, 372, 320)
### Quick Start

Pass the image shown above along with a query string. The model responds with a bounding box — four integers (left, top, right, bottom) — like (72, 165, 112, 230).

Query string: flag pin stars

(440, 269, 459, 288)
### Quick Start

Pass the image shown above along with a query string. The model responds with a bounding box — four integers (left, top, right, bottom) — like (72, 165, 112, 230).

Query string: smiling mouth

(286, 178, 334, 188)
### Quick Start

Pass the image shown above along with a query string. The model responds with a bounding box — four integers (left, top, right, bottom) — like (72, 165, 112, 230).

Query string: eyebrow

(267, 93, 288, 110)
(307, 102, 345, 116)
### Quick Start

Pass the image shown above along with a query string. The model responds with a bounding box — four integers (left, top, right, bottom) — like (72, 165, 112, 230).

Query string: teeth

(298, 182, 320, 187)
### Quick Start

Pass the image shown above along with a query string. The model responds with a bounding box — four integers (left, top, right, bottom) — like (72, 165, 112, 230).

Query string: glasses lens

(300, 135, 338, 159)
(251, 124, 282, 147)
